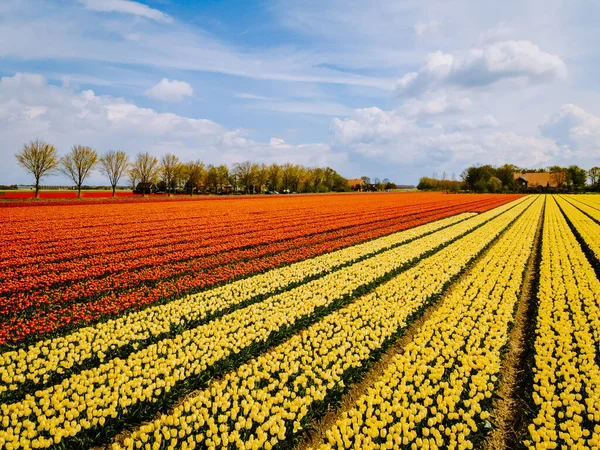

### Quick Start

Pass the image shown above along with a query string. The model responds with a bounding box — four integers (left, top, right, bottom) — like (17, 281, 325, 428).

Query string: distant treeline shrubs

(14, 139, 352, 198)
(419, 164, 600, 193)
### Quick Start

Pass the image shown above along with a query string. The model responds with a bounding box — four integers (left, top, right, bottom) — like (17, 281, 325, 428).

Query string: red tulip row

(1, 201, 472, 293)
(1, 195, 454, 266)
(0, 201, 442, 282)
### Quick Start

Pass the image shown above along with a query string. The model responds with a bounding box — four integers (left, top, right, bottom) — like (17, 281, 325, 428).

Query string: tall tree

(128, 167, 139, 191)
(566, 165, 587, 191)
(15, 139, 59, 198)
(99, 150, 129, 197)
(310, 167, 325, 192)
(255, 163, 269, 194)
(495, 164, 519, 191)
(589, 167, 600, 189)
(267, 163, 281, 192)
(184, 160, 205, 196)
(233, 161, 255, 194)
(281, 163, 299, 193)
(206, 165, 218, 194)
(548, 166, 567, 188)
(217, 165, 229, 193)
(487, 176, 503, 193)
(131, 152, 160, 197)
(59, 145, 98, 198)
(160, 153, 181, 196)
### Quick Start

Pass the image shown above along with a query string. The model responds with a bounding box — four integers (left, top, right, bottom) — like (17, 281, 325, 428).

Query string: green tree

(487, 176, 503, 193)
(206, 165, 218, 194)
(267, 163, 281, 192)
(184, 160, 206, 196)
(15, 139, 59, 198)
(495, 164, 519, 191)
(566, 165, 587, 191)
(216, 165, 229, 193)
(254, 163, 269, 194)
(588, 167, 600, 189)
(232, 161, 255, 194)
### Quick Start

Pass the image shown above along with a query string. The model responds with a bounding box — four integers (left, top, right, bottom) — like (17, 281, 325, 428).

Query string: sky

(1, 0, 600, 185)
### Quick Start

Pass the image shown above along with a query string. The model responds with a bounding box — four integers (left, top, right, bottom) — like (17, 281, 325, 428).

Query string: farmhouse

(513, 172, 560, 189)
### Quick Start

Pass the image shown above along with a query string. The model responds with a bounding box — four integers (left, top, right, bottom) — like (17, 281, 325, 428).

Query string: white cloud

(330, 107, 415, 146)
(330, 106, 563, 172)
(80, 0, 172, 23)
(540, 104, 600, 164)
(400, 92, 472, 117)
(145, 79, 194, 101)
(0, 2, 394, 91)
(396, 41, 567, 96)
(414, 20, 440, 36)
(0, 73, 346, 184)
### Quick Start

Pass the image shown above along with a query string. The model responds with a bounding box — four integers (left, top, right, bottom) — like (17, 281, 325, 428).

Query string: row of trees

(14, 139, 350, 198)
(357, 176, 396, 191)
(418, 164, 600, 193)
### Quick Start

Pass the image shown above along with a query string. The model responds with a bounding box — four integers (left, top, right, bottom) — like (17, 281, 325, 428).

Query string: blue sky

(1, 0, 600, 185)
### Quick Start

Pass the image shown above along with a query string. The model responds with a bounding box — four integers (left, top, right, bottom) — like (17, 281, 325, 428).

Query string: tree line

(418, 164, 600, 193)
(14, 139, 349, 198)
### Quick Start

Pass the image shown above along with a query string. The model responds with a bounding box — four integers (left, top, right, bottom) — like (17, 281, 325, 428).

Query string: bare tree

(160, 153, 181, 196)
(59, 145, 98, 198)
(99, 150, 129, 197)
(15, 139, 59, 198)
(131, 152, 160, 197)
(128, 167, 139, 191)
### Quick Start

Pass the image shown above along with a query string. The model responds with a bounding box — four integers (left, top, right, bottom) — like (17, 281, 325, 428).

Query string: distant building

(346, 179, 364, 191)
(513, 172, 560, 189)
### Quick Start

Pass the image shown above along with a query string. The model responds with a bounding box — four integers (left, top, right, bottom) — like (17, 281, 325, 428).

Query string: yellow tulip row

(561, 194, 600, 223)
(310, 195, 544, 450)
(108, 197, 538, 450)
(555, 196, 600, 262)
(572, 193, 600, 206)
(0, 211, 482, 397)
(572, 194, 600, 207)
(0, 200, 533, 450)
(525, 196, 600, 450)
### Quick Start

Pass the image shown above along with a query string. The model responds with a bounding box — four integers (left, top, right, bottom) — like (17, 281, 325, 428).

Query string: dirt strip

(481, 196, 544, 449)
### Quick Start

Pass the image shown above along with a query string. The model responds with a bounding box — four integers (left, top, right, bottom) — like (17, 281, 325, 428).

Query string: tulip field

(1, 193, 600, 450)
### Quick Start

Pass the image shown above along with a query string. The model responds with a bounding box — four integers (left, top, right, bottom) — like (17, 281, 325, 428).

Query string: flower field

(1, 192, 600, 450)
